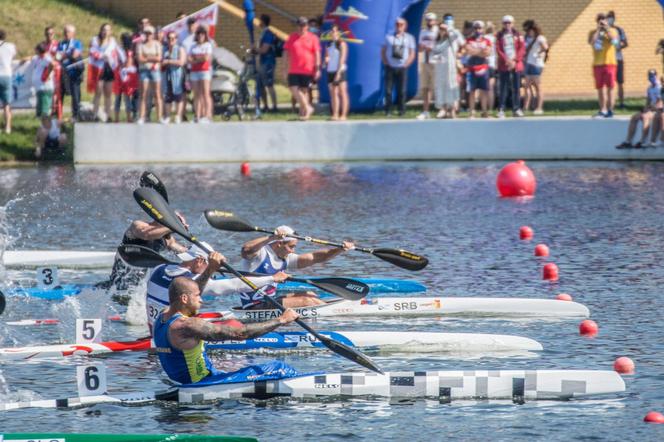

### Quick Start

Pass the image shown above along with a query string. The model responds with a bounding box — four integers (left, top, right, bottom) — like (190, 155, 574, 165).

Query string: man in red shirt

(464, 21, 492, 118)
(284, 17, 321, 121)
(495, 15, 525, 118)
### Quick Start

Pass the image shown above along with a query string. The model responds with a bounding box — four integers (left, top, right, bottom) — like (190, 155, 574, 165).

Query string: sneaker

(605, 110, 614, 118)
(615, 142, 632, 149)
(592, 111, 606, 119)
(199, 117, 210, 124)
(496, 110, 505, 119)
(533, 109, 544, 115)
(34, 146, 42, 159)
(633, 142, 644, 149)
(513, 109, 524, 117)
(4, 127, 10, 134)
(416, 111, 430, 120)
(160, 117, 170, 125)
(436, 109, 447, 119)
(136, 118, 145, 125)
(174, 116, 181, 124)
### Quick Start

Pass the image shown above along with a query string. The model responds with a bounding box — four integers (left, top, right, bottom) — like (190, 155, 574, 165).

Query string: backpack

(273, 36, 284, 58)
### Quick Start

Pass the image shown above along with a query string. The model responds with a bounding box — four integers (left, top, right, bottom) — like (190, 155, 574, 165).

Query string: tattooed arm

(195, 251, 226, 292)
(181, 317, 285, 342)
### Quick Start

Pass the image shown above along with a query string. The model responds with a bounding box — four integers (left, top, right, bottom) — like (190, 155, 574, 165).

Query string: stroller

(211, 46, 256, 120)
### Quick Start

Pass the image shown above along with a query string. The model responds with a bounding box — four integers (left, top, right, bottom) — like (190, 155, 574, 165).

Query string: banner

(162, 3, 219, 41)
(320, 0, 431, 111)
(10, 58, 37, 109)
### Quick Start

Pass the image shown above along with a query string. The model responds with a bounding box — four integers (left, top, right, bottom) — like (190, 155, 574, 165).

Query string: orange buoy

(520, 226, 534, 240)
(240, 162, 251, 176)
(534, 244, 549, 257)
(644, 411, 664, 423)
(542, 263, 559, 281)
(579, 319, 598, 336)
(496, 160, 537, 197)
(613, 357, 635, 374)
(556, 293, 572, 301)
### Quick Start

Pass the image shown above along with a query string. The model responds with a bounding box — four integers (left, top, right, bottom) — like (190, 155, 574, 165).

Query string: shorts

(36, 90, 53, 117)
(419, 63, 435, 91)
(100, 64, 115, 82)
(525, 64, 543, 77)
(617, 60, 624, 85)
(45, 136, 60, 150)
(139, 69, 161, 83)
(469, 70, 489, 91)
(189, 70, 211, 82)
(258, 63, 275, 87)
(488, 68, 497, 79)
(0, 76, 12, 106)
(327, 70, 347, 85)
(288, 73, 312, 88)
(593, 65, 617, 89)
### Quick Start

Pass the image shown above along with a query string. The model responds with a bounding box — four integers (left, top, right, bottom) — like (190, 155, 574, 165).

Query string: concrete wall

(74, 117, 664, 164)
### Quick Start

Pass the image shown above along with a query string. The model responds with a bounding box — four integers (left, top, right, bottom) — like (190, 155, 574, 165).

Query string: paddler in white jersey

(239, 225, 354, 309)
(146, 242, 288, 332)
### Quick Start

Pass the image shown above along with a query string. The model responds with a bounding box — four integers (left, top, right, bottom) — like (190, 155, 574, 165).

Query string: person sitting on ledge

(35, 115, 68, 159)
(616, 69, 662, 149)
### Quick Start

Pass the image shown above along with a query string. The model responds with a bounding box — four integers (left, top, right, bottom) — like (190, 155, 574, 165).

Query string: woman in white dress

(432, 23, 463, 118)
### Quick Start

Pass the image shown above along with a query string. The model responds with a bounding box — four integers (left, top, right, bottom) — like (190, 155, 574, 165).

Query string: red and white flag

(163, 3, 219, 40)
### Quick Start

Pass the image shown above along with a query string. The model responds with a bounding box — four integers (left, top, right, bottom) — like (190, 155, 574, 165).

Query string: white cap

(502, 15, 514, 23)
(177, 242, 213, 261)
(424, 12, 437, 21)
(274, 225, 297, 242)
(472, 20, 485, 28)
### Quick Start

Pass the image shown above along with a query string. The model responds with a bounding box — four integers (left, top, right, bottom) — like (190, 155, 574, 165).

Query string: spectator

(657, 39, 664, 71)
(607, 11, 628, 109)
(588, 13, 619, 118)
(381, 17, 416, 117)
(180, 17, 197, 53)
(523, 20, 548, 115)
(325, 24, 349, 121)
(256, 14, 278, 113)
(616, 70, 662, 149)
(188, 26, 213, 123)
(35, 115, 67, 159)
(496, 15, 525, 118)
(0, 29, 16, 134)
(459, 20, 474, 112)
(284, 17, 321, 121)
(484, 21, 497, 112)
(42, 26, 59, 56)
(417, 12, 438, 120)
(464, 20, 492, 118)
(179, 17, 198, 119)
(432, 22, 463, 118)
(132, 18, 150, 46)
(88, 23, 121, 122)
(137, 25, 163, 124)
(115, 33, 138, 123)
(162, 30, 186, 124)
(32, 43, 57, 125)
(57, 25, 84, 121)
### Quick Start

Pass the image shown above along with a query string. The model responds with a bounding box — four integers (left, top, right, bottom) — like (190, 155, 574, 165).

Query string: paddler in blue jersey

(239, 225, 354, 309)
(154, 276, 300, 384)
(146, 242, 288, 333)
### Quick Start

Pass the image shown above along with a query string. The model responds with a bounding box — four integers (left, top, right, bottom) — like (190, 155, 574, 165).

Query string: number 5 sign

(75, 318, 102, 344)
(76, 364, 107, 397)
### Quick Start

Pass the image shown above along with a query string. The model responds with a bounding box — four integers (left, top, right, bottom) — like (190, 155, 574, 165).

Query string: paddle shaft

(251, 226, 375, 253)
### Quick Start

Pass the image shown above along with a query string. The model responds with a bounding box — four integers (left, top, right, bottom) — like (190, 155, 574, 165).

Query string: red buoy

(579, 319, 598, 336)
(520, 226, 534, 240)
(542, 263, 559, 281)
(644, 411, 664, 424)
(613, 357, 635, 374)
(240, 162, 251, 176)
(496, 160, 537, 197)
(534, 243, 549, 257)
(556, 293, 572, 301)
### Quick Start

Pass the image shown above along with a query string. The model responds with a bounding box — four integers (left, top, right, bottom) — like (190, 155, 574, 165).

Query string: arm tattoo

(195, 266, 215, 292)
(182, 318, 284, 342)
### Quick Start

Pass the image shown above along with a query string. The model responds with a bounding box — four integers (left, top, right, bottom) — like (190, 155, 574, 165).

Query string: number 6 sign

(76, 364, 107, 397)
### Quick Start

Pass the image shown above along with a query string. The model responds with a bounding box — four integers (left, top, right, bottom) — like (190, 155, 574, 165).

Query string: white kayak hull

(2, 250, 115, 269)
(0, 331, 542, 360)
(233, 297, 590, 320)
(178, 369, 625, 402)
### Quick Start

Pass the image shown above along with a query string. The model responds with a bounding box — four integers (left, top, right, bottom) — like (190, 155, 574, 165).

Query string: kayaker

(100, 213, 189, 292)
(146, 242, 288, 332)
(239, 225, 354, 309)
(154, 276, 300, 384)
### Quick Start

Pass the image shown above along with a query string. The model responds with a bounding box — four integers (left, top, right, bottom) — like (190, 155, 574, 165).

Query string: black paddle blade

(0, 290, 5, 316)
(139, 171, 169, 203)
(204, 209, 257, 232)
(134, 187, 190, 240)
(118, 244, 177, 268)
(372, 248, 429, 271)
(295, 277, 369, 300)
(317, 333, 384, 374)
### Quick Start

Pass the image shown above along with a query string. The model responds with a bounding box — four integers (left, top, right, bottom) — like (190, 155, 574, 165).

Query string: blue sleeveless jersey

(153, 311, 219, 384)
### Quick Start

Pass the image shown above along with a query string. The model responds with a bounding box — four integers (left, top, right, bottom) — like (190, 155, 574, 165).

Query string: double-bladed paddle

(132, 187, 383, 374)
(0, 290, 5, 316)
(204, 210, 429, 271)
(117, 244, 369, 300)
(139, 171, 169, 203)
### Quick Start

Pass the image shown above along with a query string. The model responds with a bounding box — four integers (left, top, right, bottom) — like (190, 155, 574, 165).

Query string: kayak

(233, 297, 590, 320)
(0, 331, 542, 360)
(1, 278, 426, 300)
(2, 250, 115, 269)
(0, 369, 625, 410)
(0, 435, 255, 442)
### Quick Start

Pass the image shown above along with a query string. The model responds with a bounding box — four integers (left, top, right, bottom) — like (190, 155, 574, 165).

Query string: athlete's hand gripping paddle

(204, 210, 429, 271)
(133, 187, 383, 374)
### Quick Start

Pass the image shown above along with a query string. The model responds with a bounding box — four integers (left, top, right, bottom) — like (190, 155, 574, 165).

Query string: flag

(11, 58, 37, 109)
(163, 3, 219, 41)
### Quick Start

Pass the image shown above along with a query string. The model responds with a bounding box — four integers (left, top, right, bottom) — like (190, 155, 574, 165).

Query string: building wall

(83, 0, 662, 97)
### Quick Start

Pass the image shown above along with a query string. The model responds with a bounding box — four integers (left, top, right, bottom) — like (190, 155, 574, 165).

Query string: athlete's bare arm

(241, 235, 276, 259)
(296, 241, 354, 269)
